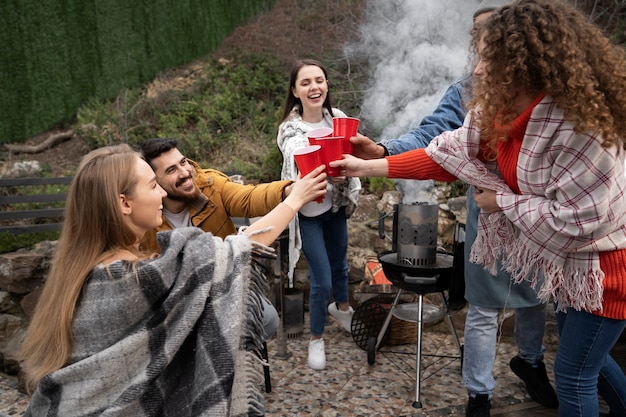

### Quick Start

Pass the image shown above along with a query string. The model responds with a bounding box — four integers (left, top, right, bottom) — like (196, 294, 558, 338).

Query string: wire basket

(351, 296, 392, 350)
(351, 294, 428, 349)
(351, 291, 450, 348)
(388, 315, 418, 345)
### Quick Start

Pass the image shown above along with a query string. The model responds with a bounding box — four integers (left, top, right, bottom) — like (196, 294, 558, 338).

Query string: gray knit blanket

(25, 227, 267, 416)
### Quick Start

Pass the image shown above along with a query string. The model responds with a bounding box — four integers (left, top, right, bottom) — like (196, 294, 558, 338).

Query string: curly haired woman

(331, 1, 626, 415)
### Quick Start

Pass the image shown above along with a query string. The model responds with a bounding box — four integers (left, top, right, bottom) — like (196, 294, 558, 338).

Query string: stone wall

(0, 241, 56, 375)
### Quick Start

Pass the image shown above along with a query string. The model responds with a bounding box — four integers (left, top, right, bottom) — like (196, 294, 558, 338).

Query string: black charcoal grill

(367, 203, 464, 409)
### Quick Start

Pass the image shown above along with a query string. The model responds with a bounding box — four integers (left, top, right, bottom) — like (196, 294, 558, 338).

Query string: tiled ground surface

(262, 306, 560, 417)
(0, 302, 565, 417)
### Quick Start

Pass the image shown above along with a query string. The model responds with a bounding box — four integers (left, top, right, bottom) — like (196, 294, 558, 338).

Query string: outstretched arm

(331, 147, 458, 182)
(243, 165, 327, 246)
(351, 133, 386, 159)
(381, 79, 469, 155)
(350, 77, 469, 160)
(329, 154, 389, 178)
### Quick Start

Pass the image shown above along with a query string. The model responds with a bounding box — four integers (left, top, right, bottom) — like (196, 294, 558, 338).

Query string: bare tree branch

(4, 130, 74, 154)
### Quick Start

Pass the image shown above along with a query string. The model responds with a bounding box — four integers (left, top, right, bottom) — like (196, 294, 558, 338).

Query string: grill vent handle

(378, 211, 387, 239)
(402, 274, 438, 285)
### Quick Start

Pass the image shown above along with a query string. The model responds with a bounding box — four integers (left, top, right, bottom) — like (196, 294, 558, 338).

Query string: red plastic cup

(333, 117, 360, 154)
(293, 145, 323, 176)
(307, 127, 334, 146)
(317, 136, 344, 176)
(293, 145, 324, 203)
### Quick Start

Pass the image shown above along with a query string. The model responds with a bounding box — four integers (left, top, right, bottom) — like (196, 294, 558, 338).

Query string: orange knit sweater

(386, 99, 626, 319)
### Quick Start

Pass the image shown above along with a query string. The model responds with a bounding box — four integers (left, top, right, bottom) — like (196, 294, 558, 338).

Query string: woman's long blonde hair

(20, 144, 146, 392)
(468, 0, 626, 151)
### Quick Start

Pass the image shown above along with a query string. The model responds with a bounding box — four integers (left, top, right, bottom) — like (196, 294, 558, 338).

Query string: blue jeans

(555, 307, 626, 417)
(261, 297, 279, 340)
(463, 303, 547, 396)
(298, 207, 349, 337)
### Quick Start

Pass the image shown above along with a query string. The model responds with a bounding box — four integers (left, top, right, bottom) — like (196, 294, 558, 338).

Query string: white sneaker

(328, 303, 354, 333)
(308, 338, 326, 370)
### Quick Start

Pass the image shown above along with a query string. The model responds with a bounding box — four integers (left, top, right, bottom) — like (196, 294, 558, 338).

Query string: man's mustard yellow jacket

(141, 160, 291, 253)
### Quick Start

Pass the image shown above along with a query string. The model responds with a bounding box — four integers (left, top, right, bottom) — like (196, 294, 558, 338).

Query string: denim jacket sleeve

(380, 76, 470, 155)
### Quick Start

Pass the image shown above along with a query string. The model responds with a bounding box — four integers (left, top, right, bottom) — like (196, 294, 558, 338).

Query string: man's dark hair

(138, 138, 179, 168)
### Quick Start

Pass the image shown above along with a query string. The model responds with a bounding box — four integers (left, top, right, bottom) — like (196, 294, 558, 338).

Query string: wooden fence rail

(0, 177, 72, 234)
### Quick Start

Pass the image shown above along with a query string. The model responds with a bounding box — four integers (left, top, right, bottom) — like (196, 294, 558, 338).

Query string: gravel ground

(0, 373, 28, 416)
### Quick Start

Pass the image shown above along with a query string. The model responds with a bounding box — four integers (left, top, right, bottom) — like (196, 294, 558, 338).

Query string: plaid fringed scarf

(425, 97, 626, 313)
(25, 227, 267, 416)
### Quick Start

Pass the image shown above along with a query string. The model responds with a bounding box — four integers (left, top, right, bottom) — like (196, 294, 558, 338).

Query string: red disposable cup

(293, 145, 324, 203)
(333, 117, 359, 154)
(293, 145, 323, 176)
(307, 127, 334, 146)
(317, 136, 344, 176)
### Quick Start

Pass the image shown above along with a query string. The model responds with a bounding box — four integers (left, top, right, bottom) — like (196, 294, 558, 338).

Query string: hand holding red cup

(333, 117, 360, 154)
(316, 137, 344, 176)
(293, 145, 325, 202)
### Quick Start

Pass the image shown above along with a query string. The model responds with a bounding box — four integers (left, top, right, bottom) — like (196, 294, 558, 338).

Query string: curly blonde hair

(468, 0, 626, 153)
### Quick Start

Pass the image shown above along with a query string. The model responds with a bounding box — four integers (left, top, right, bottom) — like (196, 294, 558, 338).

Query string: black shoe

(509, 355, 559, 408)
(466, 394, 491, 417)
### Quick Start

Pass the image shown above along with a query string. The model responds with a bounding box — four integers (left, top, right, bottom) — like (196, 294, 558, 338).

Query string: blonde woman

(20, 144, 326, 416)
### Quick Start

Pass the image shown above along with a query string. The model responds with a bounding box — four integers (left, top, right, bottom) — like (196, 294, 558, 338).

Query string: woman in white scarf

(277, 59, 360, 371)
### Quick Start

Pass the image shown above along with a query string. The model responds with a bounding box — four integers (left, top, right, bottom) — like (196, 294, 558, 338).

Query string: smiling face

(122, 158, 167, 238)
(291, 64, 328, 123)
(149, 147, 201, 212)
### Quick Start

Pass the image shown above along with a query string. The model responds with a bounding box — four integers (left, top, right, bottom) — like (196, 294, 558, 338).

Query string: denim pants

(261, 297, 279, 340)
(462, 303, 547, 396)
(298, 207, 349, 337)
(555, 307, 626, 417)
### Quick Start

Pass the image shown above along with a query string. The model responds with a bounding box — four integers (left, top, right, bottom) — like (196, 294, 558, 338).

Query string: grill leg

(375, 289, 404, 349)
(412, 293, 424, 408)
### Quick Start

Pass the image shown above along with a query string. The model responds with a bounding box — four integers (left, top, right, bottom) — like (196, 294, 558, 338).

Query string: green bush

(448, 180, 469, 198)
(361, 177, 396, 196)
(75, 52, 288, 182)
(1, 0, 277, 143)
(0, 232, 60, 254)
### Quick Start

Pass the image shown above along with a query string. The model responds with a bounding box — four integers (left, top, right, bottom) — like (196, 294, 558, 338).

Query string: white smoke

(344, 0, 478, 204)
(346, 0, 476, 140)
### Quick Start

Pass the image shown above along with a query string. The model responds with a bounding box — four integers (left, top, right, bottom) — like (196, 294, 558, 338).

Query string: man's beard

(166, 193, 198, 204)
(168, 177, 202, 203)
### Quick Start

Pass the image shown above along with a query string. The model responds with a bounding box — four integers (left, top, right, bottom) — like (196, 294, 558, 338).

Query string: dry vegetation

(1, 0, 367, 178)
(1, 0, 623, 178)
